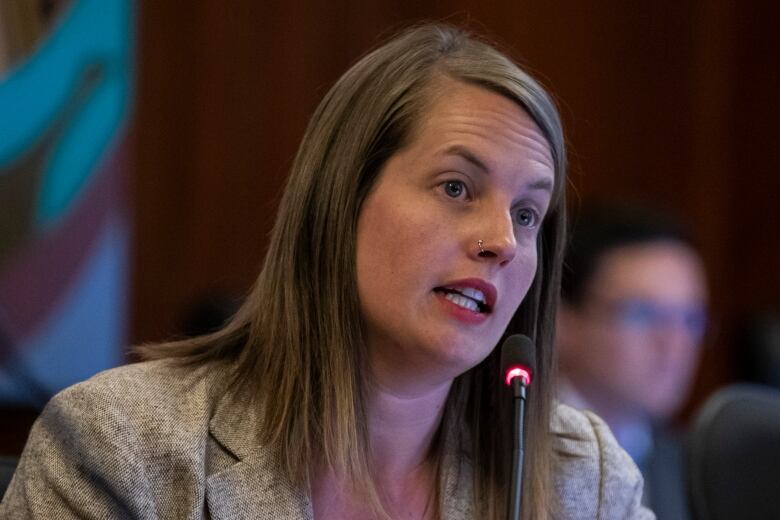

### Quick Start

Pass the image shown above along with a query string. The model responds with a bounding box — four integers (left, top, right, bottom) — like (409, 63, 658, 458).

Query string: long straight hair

(139, 24, 567, 519)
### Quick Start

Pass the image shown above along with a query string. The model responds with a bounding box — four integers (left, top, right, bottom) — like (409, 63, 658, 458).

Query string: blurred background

(1, 0, 778, 457)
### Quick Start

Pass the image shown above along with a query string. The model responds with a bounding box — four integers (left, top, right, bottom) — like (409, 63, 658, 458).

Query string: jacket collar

(205, 385, 313, 520)
(203, 374, 472, 519)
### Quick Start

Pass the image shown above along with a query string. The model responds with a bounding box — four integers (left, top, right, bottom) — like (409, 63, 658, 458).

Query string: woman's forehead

(405, 82, 555, 182)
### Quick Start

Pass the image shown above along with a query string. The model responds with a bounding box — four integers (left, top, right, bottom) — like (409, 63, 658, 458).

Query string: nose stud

(478, 240, 485, 254)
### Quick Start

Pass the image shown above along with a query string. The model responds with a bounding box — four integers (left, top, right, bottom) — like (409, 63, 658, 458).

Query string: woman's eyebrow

(442, 145, 489, 174)
(527, 177, 553, 193)
(443, 145, 554, 193)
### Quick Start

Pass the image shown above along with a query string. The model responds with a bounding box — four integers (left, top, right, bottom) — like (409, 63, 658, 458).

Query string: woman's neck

(364, 374, 451, 480)
(311, 363, 452, 519)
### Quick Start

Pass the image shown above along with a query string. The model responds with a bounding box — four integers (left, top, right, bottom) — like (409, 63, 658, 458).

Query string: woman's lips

(434, 278, 497, 310)
(435, 290, 490, 324)
(433, 278, 497, 324)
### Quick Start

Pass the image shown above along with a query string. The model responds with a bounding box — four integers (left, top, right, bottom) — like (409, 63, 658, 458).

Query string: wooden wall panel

(132, 1, 780, 412)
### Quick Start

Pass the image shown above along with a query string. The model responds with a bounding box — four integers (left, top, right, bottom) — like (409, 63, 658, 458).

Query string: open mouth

(434, 286, 491, 314)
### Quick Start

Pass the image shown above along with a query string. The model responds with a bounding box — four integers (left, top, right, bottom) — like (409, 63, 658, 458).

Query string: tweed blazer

(0, 360, 654, 519)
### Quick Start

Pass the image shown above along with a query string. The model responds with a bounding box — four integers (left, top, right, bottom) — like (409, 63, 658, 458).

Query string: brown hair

(139, 24, 567, 519)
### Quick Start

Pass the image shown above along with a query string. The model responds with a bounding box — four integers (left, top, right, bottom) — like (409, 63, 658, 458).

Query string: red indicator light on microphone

(505, 366, 532, 387)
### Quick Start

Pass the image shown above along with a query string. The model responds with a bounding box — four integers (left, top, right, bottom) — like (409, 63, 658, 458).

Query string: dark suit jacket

(641, 427, 690, 520)
(0, 360, 654, 519)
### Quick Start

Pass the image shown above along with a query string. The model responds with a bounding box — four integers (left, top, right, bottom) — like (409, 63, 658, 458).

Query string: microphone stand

(508, 376, 527, 520)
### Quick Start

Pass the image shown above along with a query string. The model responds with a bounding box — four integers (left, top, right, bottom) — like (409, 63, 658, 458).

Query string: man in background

(556, 204, 709, 519)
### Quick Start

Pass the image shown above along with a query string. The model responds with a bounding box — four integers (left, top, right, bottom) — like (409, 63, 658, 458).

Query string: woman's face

(356, 80, 555, 389)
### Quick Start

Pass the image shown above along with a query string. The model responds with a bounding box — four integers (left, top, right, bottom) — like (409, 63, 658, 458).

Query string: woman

(1, 25, 652, 519)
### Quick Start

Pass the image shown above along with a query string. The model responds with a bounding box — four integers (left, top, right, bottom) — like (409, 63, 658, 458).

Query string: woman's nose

(473, 211, 517, 266)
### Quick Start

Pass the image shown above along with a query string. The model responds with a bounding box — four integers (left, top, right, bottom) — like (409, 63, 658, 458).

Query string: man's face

(559, 241, 708, 421)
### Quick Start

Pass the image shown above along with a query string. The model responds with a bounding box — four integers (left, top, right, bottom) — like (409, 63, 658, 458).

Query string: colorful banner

(0, 0, 134, 406)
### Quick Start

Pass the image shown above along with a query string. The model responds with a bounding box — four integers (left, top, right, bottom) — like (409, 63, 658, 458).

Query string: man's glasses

(592, 298, 709, 342)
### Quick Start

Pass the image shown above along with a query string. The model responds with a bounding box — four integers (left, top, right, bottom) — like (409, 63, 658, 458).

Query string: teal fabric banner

(0, 0, 134, 406)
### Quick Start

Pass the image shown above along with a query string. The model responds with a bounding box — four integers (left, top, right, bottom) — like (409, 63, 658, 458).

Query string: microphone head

(500, 334, 536, 386)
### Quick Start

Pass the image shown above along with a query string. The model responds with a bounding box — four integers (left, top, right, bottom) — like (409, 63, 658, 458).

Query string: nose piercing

(478, 240, 485, 254)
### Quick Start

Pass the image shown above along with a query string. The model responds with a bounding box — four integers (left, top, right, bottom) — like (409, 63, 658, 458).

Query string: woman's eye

(514, 208, 539, 228)
(443, 180, 467, 199)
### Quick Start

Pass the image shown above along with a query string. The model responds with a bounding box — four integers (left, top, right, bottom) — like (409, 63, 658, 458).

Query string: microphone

(500, 334, 536, 520)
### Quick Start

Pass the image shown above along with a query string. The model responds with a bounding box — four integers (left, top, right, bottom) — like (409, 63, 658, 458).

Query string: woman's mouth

(433, 286, 492, 314)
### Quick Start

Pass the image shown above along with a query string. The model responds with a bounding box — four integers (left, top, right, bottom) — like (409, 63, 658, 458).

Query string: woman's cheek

(507, 249, 538, 307)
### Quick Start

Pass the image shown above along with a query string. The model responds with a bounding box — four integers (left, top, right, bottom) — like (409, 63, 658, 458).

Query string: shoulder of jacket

(551, 402, 650, 519)
(46, 359, 231, 442)
(2, 360, 240, 519)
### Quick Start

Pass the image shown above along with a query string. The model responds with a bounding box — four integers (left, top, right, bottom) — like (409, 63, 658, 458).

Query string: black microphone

(500, 334, 536, 520)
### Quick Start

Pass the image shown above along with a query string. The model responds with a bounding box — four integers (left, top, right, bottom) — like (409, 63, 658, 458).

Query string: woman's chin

(420, 335, 496, 377)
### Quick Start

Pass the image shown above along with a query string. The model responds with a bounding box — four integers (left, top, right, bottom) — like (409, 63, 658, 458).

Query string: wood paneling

(132, 1, 780, 414)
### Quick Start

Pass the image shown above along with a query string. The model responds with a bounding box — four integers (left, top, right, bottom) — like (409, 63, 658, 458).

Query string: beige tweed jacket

(0, 360, 654, 519)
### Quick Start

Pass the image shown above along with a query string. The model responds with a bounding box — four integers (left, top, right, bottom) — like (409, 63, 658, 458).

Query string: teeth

(445, 286, 486, 305)
(444, 292, 480, 312)
(459, 287, 486, 304)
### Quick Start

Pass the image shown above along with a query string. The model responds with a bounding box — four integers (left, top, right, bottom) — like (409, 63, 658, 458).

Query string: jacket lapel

(203, 387, 473, 519)
(439, 417, 473, 519)
(205, 389, 313, 520)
